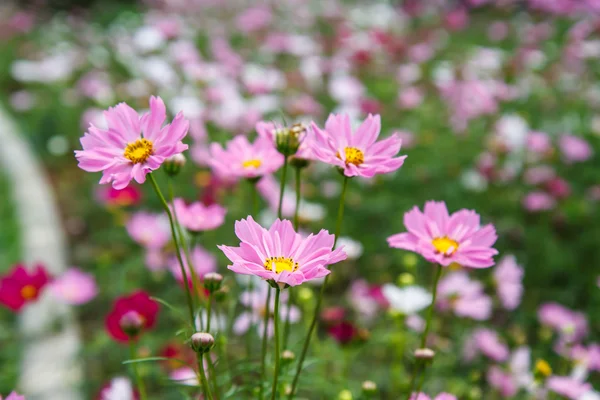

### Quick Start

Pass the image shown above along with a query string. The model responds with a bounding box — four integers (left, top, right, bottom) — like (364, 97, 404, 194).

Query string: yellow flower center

(20, 285, 37, 300)
(535, 359, 552, 377)
(124, 138, 154, 164)
(242, 159, 262, 169)
(432, 236, 459, 255)
(264, 256, 299, 273)
(342, 147, 364, 166)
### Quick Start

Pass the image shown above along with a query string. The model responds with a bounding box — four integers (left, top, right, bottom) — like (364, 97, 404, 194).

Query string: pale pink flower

(559, 134, 593, 163)
(50, 268, 97, 305)
(527, 131, 553, 155)
(470, 328, 509, 362)
(547, 376, 592, 399)
(75, 96, 189, 189)
(398, 87, 424, 109)
(168, 245, 217, 287)
(170, 367, 199, 386)
(218, 217, 346, 288)
(570, 344, 600, 371)
(310, 113, 406, 178)
(523, 166, 555, 185)
(236, 5, 272, 33)
(487, 366, 518, 397)
(387, 201, 498, 268)
(208, 136, 284, 180)
(233, 283, 300, 337)
(440, 79, 499, 133)
(171, 198, 226, 232)
(126, 211, 170, 249)
(522, 191, 556, 212)
(409, 393, 457, 400)
(1, 392, 25, 400)
(538, 302, 588, 343)
(437, 271, 492, 320)
(493, 255, 524, 310)
(99, 377, 135, 400)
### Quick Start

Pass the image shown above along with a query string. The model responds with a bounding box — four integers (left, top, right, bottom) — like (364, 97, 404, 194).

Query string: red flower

(0, 264, 50, 312)
(105, 291, 159, 343)
(98, 184, 142, 208)
(327, 321, 357, 345)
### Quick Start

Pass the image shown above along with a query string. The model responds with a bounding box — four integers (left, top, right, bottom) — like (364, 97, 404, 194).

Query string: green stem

(277, 156, 289, 218)
(206, 293, 212, 333)
(128, 340, 148, 400)
(168, 179, 201, 306)
(259, 287, 273, 400)
(288, 175, 349, 399)
(405, 264, 443, 399)
(270, 288, 282, 400)
(198, 353, 214, 400)
(148, 174, 195, 325)
(283, 167, 302, 350)
(208, 352, 220, 400)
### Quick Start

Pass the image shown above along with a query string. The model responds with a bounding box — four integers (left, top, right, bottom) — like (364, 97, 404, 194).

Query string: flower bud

(214, 285, 229, 303)
(414, 348, 435, 361)
(281, 350, 295, 365)
(203, 272, 223, 293)
(163, 154, 186, 177)
(119, 310, 145, 337)
(190, 332, 215, 354)
(361, 380, 377, 395)
(338, 389, 353, 400)
(275, 123, 306, 156)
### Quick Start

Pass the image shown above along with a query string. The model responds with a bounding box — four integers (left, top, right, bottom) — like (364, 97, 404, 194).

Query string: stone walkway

(0, 107, 82, 400)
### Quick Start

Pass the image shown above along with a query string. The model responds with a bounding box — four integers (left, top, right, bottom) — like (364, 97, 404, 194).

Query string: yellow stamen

(242, 159, 262, 169)
(340, 147, 364, 166)
(535, 359, 552, 377)
(264, 256, 299, 274)
(20, 285, 37, 300)
(124, 138, 154, 164)
(432, 236, 459, 255)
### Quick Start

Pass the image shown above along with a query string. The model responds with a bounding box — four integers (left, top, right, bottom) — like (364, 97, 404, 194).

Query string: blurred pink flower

(233, 283, 299, 338)
(440, 79, 499, 133)
(144, 248, 166, 271)
(398, 87, 424, 109)
(488, 21, 509, 42)
(310, 113, 406, 178)
(1, 392, 26, 400)
(523, 166, 555, 185)
(487, 366, 518, 397)
(171, 198, 226, 232)
(538, 302, 588, 343)
(388, 201, 498, 268)
(471, 328, 509, 362)
(126, 211, 170, 249)
(75, 96, 189, 189)
(559, 134, 593, 163)
(169, 367, 199, 386)
(570, 344, 600, 371)
(546, 178, 571, 199)
(219, 217, 346, 288)
(437, 271, 492, 320)
(493, 255, 524, 310)
(409, 393, 457, 400)
(208, 136, 284, 180)
(168, 245, 217, 288)
(50, 268, 97, 305)
(522, 191, 556, 212)
(527, 131, 553, 155)
(98, 377, 137, 400)
(547, 376, 592, 399)
(236, 5, 272, 33)
(348, 280, 387, 319)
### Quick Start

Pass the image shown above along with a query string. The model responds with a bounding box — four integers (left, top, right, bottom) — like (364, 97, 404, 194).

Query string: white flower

(382, 284, 432, 315)
(101, 377, 135, 400)
(336, 237, 363, 260)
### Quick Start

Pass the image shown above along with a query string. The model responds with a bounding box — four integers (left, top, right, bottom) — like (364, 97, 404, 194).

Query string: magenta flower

(387, 201, 498, 268)
(310, 113, 406, 178)
(437, 271, 492, 320)
(126, 211, 170, 249)
(208, 136, 284, 180)
(1, 392, 26, 400)
(559, 134, 593, 164)
(493, 255, 524, 310)
(171, 198, 227, 232)
(75, 96, 189, 189)
(218, 217, 346, 288)
(50, 268, 98, 305)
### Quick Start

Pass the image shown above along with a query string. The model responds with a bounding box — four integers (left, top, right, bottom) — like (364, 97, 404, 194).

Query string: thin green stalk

(128, 340, 148, 400)
(168, 179, 201, 306)
(288, 175, 349, 399)
(277, 156, 289, 218)
(270, 288, 282, 400)
(148, 173, 195, 325)
(198, 353, 214, 400)
(405, 264, 443, 399)
(259, 287, 273, 400)
(206, 293, 213, 333)
(283, 166, 302, 349)
(207, 353, 220, 400)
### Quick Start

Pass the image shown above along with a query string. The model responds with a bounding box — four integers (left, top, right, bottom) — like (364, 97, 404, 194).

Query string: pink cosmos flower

(233, 283, 300, 337)
(171, 198, 227, 232)
(1, 392, 26, 400)
(571, 344, 600, 371)
(487, 366, 518, 397)
(522, 191, 556, 212)
(409, 393, 457, 400)
(75, 96, 189, 189)
(468, 328, 509, 362)
(547, 376, 592, 399)
(170, 367, 199, 386)
(437, 271, 492, 320)
(218, 217, 346, 288)
(50, 268, 97, 305)
(559, 134, 593, 163)
(310, 113, 406, 178)
(168, 246, 217, 289)
(126, 211, 170, 249)
(208, 136, 284, 180)
(523, 166, 555, 185)
(527, 131, 553, 155)
(387, 201, 498, 268)
(439, 79, 499, 133)
(493, 255, 524, 310)
(538, 302, 588, 343)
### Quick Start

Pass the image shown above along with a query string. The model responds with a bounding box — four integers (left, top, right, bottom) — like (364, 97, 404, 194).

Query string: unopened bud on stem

(190, 332, 215, 354)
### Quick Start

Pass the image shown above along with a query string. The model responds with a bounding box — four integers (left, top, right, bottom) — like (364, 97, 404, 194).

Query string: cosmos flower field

(0, 0, 599, 399)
